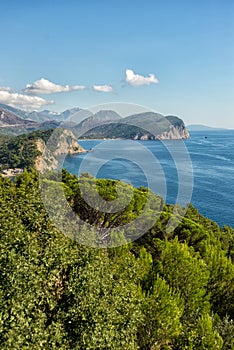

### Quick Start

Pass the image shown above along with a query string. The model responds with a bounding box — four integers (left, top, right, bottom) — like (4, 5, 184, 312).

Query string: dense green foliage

(0, 169, 233, 349)
(0, 133, 11, 146)
(82, 122, 156, 139)
(0, 129, 54, 169)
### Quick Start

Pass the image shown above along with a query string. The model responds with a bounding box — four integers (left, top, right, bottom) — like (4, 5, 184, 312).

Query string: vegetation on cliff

(0, 129, 86, 171)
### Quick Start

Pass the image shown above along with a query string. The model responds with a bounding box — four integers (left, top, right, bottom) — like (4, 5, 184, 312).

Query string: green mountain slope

(81, 112, 190, 140)
(0, 129, 86, 171)
(0, 170, 233, 349)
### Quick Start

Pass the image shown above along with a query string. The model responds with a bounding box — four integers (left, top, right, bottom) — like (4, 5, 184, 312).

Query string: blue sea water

(62, 130, 234, 228)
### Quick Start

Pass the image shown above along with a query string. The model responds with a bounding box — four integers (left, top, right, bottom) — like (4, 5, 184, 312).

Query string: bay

(62, 130, 234, 228)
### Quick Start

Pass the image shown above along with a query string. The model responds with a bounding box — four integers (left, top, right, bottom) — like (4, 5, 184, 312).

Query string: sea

(61, 130, 234, 228)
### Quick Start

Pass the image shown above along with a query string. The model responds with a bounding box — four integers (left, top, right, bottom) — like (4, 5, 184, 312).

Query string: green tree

(138, 274, 183, 349)
(60, 246, 142, 349)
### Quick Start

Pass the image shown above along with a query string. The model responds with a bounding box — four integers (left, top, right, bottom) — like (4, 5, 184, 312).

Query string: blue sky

(0, 0, 233, 127)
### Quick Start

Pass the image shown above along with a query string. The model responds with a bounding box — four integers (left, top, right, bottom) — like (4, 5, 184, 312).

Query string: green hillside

(0, 169, 233, 349)
(82, 122, 155, 139)
(0, 129, 54, 169)
(81, 113, 188, 139)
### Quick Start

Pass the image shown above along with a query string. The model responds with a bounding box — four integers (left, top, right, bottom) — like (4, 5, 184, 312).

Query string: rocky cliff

(156, 124, 190, 140)
(35, 129, 87, 172)
(34, 139, 58, 172)
(51, 129, 86, 156)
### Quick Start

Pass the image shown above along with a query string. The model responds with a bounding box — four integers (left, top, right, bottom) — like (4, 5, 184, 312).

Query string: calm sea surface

(62, 131, 234, 228)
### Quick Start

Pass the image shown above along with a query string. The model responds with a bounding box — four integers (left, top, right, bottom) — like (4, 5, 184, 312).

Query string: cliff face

(35, 129, 87, 172)
(132, 125, 190, 141)
(156, 125, 190, 140)
(52, 129, 86, 156)
(34, 139, 58, 172)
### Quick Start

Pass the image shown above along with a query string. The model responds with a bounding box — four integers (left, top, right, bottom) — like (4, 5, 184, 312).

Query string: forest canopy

(0, 169, 233, 349)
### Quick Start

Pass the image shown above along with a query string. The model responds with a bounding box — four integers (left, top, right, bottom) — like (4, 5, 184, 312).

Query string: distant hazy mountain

(0, 104, 93, 123)
(39, 110, 60, 118)
(81, 113, 190, 140)
(0, 104, 30, 120)
(0, 107, 60, 135)
(61, 109, 93, 127)
(74, 110, 121, 136)
(0, 104, 190, 140)
(0, 104, 94, 135)
(58, 107, 83, 120)
(0, 104, 96, 135)
(27, 111, 50, 123)
(0, 107, 35, 126)
(187, 124, 227, 131)
(0, 104, 57, 123)
(28, 108, 90, 123)
(28, 107, 93, 124)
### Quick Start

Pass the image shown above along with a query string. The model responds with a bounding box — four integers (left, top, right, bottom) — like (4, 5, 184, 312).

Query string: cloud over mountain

(125, 69, 159, 86)
(92, 85, 113, 92)
(0, 89, 54, 110)
(24, 78, 86, 95)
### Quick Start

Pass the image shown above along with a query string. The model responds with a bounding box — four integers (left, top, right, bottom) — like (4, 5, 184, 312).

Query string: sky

(0, 0, 233, 128)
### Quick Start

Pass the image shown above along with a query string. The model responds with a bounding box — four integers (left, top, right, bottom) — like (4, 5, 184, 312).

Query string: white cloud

(92, 85, 113, 92)
(24, 78, 86, 95)
(0, 86, 12, 92)
(0, 89, 54, 110)
(125, 69, 159, 86)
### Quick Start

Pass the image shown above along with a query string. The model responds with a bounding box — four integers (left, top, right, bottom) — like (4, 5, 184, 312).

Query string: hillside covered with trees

(0, 129, 85, 172)
(0, 169, 233, 349)
(0, 130, 53, 169)
(81, 113, 190, 140)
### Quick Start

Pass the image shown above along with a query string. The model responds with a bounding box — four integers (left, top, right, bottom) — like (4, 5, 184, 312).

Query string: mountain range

(0, 103, 85, 123)
(0, 104, 190, 140)
(0, 106, 60, 135)
(78, 113, 190, 140)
